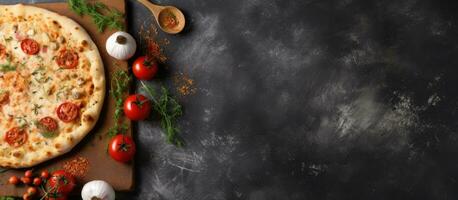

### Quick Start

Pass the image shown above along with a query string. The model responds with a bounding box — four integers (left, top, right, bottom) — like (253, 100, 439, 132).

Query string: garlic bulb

(81, 180, 115, 200)
(106, 31, 136, 60)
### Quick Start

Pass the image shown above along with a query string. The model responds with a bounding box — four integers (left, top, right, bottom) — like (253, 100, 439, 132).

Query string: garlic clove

(81, 180, 115, 200)
(106, 31, 137, 61)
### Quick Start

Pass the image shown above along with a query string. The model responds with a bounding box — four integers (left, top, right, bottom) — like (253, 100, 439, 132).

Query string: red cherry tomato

(56, 102, 80, 123)
(8, 176, 19, 185)
(24, 170, 33, 178)
(108, 134, 136, 162)
(23, 193, 31, 200)
(21, 39, 40, 55)
(4, 127, 27, 147)
(27, 187, 37, 195)
(39, 116, 58, 131)
(123, 94, 151, 121)
(132, 56, 159, 80)
(56, 49, 79, 69)
(41, 170, 50, 179)
(33, 177, 42, 186)
(21, 177, 31, 185)
(47, 170, 75, 195)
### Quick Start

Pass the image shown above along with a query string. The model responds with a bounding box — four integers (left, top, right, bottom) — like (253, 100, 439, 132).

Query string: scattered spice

(62, 156, 89, 180)
(146, 39, 167, 63)
(173, 73, 196, 96)
(139, 22, 169, 64)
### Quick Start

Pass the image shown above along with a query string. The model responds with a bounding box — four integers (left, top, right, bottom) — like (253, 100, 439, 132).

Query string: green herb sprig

(68, 0, 124, 32)
(0, 63, 15, 72)
(0, 167, 9, 173)
(141, 81, 183, 147)
(0, 196, 16, 200)
(107, 69, 130, 137)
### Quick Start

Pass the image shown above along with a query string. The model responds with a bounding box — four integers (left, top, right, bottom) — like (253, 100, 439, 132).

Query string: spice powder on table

(62, 156, 89, 180)
(174, 73, 196, 96)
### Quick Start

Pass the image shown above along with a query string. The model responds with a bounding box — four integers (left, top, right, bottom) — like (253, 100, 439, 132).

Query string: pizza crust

(0, 4, 105, 168)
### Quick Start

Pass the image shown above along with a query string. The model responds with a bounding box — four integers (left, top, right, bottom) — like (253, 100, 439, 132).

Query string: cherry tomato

(47, 170, 75, 194)
(39, 116, 58, 131)
(21, 177, 31, 185)
(4, 127, 27, 147)
(108, 134, 136, 162)
(0, 44, 6, 59)
(123, 94, 151, 121)
(56, 102, 80, 123)
(33, 177, 42, 186)
(21, 39, 40, 55)
(23, 193, 31, 200)
(41, 170, 50, 179)
(56, 49, 79, 69)
(132, 56, 159, 80)
(24, 170, 33, 178)
(27, 187, 37, 195)
(46, 195, 68, 200)
(8, 176, 19, 185)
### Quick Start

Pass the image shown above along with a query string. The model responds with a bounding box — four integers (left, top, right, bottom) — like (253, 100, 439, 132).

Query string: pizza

(0, 4, 105, 168)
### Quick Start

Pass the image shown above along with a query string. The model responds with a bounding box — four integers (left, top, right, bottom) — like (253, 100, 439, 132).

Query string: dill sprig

(107, 70, 130, 137)
(68, 0, 124, 32)
(141, 81, 183, 147)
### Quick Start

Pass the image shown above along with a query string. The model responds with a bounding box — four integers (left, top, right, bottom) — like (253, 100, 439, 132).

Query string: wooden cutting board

(0, 0, 134, 197)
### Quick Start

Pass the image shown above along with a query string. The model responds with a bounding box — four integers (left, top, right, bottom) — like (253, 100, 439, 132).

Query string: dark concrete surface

(4, 0, 458, 199)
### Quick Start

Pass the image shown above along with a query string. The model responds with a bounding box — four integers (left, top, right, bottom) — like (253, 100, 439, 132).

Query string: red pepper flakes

(173, 73, 196, 96)
(139, 22, 169, 64)
(62, 156, 89, 180)
(146, 39, 167, 63)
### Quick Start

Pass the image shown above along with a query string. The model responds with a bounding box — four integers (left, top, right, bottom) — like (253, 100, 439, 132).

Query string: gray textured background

(4, 0, 458, 199)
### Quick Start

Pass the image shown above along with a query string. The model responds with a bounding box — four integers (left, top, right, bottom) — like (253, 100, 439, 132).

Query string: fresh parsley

(141, 81, 184, 147)
(3, 36, 13, 42)
(40, 131, 57, 138)
(15, 116, 28, 128)
(68, 0, 124, 32)
(107, 69, 130, 137)
(32, 104, 42, 115)
(0, 63, 15, 72)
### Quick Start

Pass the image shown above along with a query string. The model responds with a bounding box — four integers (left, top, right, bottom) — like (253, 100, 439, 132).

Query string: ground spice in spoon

(159, 11, 178, 29)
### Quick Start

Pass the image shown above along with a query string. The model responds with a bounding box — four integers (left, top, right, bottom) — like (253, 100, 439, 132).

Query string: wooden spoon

(137, 0, 186, 34)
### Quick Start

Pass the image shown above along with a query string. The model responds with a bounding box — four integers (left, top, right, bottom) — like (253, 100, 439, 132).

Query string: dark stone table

(4, 0, 458, 199)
